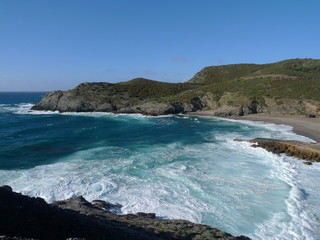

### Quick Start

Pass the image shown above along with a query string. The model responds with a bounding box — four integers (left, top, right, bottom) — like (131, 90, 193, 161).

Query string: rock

(0, 186, 250, 240)
(31, 81, 203, 115)
(92, 200, 122, 213)
(53, 196, 250, 240)
(0, 237, 39, 240)
(0, 188, 162, 240)
(136, 212, 156, 219)
(303, 161, 313, 165)
(0, 185, 12, 192)
(247, 138, 320, 163)
(66, 238, 86, 240)
(30, 81, 264, 117)
(31, 81, 310, 117)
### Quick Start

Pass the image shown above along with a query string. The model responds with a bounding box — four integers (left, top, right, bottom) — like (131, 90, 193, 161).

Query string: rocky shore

(0, 186, 250, 240)
(236, 138, 320, 164)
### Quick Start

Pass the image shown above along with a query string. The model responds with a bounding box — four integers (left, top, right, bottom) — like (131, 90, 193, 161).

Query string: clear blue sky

(1, 0, 320, 91)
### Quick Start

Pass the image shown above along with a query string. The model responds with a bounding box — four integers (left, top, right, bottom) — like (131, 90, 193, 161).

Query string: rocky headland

(32, 59, 320, 117)
(0, 185, 250, 240)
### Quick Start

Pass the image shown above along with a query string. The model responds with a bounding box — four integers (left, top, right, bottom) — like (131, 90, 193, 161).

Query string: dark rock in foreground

(0, 186, 250, 240)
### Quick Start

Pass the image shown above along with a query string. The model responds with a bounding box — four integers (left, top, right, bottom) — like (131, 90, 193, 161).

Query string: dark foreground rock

(0, 186, 250, 240)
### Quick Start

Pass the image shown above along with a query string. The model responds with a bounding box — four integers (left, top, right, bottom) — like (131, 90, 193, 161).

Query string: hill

(32, 58, 320, 116)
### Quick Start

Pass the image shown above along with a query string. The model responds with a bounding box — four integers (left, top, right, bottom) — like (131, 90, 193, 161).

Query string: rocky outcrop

(244, 138, 320, 164)
(31, 82, 206, 115)
(31, 82, 264, 116)
(201, 98, 263, 117)
(0, 186, 250, 240)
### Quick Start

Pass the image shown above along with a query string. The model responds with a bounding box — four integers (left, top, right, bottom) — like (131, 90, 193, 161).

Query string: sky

(0, 0, 320, 91)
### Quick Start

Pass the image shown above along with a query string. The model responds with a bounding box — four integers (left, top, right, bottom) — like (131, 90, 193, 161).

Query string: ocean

(0, 92, 319, 239)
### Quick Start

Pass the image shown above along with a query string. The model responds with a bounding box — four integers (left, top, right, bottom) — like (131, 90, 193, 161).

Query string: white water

(1, 105, 320, 239)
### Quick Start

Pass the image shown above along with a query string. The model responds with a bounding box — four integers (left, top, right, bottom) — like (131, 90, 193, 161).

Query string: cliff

(31, 80, 204, 115)
(0, 186, 249, 240)
(32, 59, 320, 116)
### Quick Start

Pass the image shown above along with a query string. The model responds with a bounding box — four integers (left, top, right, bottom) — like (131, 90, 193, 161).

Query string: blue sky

(1, 0, 320, 91)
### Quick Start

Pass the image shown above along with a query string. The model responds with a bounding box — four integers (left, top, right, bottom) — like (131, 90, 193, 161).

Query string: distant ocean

(0, 92, 319, 239)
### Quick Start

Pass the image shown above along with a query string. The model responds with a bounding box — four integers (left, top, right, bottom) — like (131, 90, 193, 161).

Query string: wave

(7, 103, 174, 119)
(200, 115, 314, 143)
(1, 128, 319, 239)
(1, 103, 320, 239)
(218, 138, 320, 239)
(0, 103, 34, 113)
(248, 147, 320, 240)
(199, 131, 320, 239)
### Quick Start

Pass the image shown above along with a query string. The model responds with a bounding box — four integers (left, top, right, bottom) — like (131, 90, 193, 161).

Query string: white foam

(1, 115, 320, 239)
(197, 115, 314, 143)
(0, 102, 51, 114)
(15, 105, 174, 119)
(0, 103, 32, 113)
(229, 140, 320, 240)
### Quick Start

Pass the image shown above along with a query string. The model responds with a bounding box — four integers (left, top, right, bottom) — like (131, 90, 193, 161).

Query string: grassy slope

(187, 63, 266, 84)
(114, 78, 200, 99)
(73, 78, 201, 102)
(166, 58, 320, 103)
(82, 59, 320, 107)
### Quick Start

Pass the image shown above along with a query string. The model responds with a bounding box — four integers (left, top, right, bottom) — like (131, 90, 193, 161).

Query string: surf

(0, 93, 320, 239)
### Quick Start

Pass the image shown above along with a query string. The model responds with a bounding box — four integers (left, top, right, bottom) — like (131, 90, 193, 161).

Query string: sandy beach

(188, 111, 320, 142)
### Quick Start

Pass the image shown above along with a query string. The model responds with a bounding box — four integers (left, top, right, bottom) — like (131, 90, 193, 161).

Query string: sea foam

(1, 101, 320, 239)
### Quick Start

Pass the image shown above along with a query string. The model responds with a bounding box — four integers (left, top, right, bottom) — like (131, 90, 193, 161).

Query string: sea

(0, 92, 319, 240)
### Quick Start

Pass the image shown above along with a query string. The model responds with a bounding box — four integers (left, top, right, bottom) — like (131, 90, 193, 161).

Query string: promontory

(32, 58, 320, 117)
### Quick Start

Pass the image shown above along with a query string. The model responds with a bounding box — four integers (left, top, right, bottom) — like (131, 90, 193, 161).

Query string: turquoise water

(0, 92, 319, 239)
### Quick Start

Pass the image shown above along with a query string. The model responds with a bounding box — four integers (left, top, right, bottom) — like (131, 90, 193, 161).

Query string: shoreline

(187, 111, 320, 142)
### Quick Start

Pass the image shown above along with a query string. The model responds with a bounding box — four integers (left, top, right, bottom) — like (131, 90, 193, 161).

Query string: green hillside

(115, 78, 200, 98)
(187, 64, 266, 85)
(168, 58, 320, 103)
(33, 58, 320, 116)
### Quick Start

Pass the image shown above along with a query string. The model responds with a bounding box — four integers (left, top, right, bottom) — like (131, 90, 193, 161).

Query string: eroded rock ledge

(237, 138, 320, 164)
(0, 186, 250, 240)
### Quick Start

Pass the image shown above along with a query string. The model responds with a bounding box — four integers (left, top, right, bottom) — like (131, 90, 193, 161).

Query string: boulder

(0, 186, 250, 240)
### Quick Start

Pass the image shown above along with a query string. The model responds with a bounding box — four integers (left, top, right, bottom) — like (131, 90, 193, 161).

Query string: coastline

(187, 111, 320, 142)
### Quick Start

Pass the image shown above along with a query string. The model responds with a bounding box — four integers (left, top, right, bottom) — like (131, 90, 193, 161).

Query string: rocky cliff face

(0, 186, 250, 240)
(31, 82, 264, 116)
(31, 82, 204, 115)
(32, 83, 318, 117)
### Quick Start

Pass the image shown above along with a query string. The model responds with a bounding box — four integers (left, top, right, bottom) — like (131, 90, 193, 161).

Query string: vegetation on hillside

(115, 78, 200, 98)
(34, 58, 320, 115)
(164, 58, 320, 104)
(77, 59, 320, 105)
(75, 59, 320, 105)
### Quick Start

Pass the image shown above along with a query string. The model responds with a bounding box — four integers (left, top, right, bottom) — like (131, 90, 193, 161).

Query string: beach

(188, 111, 320, 142)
